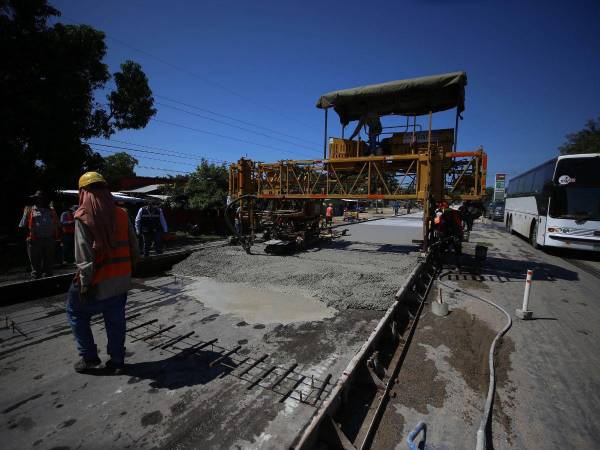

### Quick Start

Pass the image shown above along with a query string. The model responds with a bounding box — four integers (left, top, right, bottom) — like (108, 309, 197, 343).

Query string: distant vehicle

(504, 153, 600, 251)
(486, 201, 505, 221)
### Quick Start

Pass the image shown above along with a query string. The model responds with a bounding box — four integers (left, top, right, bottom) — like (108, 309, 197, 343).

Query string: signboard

(401, 128, 454, 144)
(494, 173, 506, 202)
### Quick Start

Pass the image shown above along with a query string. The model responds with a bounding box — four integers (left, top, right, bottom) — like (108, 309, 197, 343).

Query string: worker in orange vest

(60, 205, 77, 263)
(67, 172, 139, 374)
(18, 190, 59, 279)
(325, 203, 334, 226)
(432, 200, 463, 266)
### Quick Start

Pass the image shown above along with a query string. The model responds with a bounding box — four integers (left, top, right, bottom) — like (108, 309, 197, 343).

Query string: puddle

(183, 277, 336, 324)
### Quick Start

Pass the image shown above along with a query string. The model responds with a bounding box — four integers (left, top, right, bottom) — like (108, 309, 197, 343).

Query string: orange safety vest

(326, 206, 333, 217)
(91, 207, 132, 286)
(26, 207, 59, 240)
(62, 211, 75, 235)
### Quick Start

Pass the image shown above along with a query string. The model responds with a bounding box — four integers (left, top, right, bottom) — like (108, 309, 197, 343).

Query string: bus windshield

(550, 186, 600, 221)
(550, 156, 600, 221)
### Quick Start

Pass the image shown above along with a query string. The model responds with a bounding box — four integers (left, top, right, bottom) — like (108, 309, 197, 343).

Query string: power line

(91, 146, 201, 168)
(61, 15, 320, 160)
(103, 139, 213, 161)
(89, 141, 229, 164)
(104, 35, 317, 131)
(152, 118, 314, 158)
(61, 14, 317, 131)
(156, 101, 318, 152)
(137, 165, 189, 174)
(155, 94, 319, 147)
(92, 147, 191, 174)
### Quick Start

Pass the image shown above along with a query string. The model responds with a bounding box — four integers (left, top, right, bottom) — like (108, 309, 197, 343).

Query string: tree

(184, 160, 229, 210)
(559, 118, 600, 155)
(102, 152, 139, 189)
(0, 0, 156, 233)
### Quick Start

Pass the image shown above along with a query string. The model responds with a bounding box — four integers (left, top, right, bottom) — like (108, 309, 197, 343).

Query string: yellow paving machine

(228, 72, 487, 253)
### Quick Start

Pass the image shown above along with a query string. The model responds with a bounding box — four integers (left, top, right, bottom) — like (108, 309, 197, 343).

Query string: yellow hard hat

(78, 171, 107, 189)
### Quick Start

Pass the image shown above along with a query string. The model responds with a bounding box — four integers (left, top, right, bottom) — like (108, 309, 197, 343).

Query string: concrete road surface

(343, 212, 424, 247)
(0, 215, 421, 450)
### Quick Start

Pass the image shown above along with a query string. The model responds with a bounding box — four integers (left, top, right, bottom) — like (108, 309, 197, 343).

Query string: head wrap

(75, 185, 116, 252)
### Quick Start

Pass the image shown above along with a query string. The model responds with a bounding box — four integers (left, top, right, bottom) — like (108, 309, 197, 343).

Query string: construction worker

(67, 172, 139, 374)
(348, 110, 383, 154)
(458, 202, 473, 231)
(432, 201, 463, 266)
(325, 203, 334, 226)
(135, 200, 168, 257)
(19, 190, 59, 278)
(234, 204, 243, 235)
(60, 205, 77, 263)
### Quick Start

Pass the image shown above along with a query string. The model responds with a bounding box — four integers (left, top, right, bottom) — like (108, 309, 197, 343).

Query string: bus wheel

(530, 221, 540, 249)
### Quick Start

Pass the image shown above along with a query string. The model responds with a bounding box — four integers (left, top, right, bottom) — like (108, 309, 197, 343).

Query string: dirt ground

(371, 300, 515, 450)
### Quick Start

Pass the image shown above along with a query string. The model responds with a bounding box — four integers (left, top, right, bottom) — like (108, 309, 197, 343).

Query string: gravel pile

(172, 239, 418, 311)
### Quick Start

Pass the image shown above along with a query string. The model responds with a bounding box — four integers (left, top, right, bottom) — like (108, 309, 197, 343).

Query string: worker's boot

(105, 359, 126, 375)
(74, 356, 101, 373)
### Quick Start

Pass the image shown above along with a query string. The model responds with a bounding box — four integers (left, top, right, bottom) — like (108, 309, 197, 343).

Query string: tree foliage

(163, 160, 228, 210)
(559, 118, 600, 155)
(109, 62, 156, 131)
(484, 186, 495, 203)
(0, 0, 156, 232)
(101, 152, 139, 189)
(183, 160, 229, 210)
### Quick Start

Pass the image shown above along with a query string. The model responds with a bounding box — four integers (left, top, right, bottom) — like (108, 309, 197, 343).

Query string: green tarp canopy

(316, 72, 467, 125)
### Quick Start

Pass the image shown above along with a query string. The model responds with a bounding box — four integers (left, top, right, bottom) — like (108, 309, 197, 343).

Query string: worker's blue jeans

(66, 282, 127, 364)
(142, 230, 162, 257)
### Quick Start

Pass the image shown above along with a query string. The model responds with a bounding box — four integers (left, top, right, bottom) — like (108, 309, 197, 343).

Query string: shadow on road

(324, 240, 418, 254)
(83, 349, 232, 390)
(452, 255, 579, 282)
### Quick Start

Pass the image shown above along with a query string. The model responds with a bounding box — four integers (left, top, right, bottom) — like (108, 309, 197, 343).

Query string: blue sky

(54, 0, 600, 183)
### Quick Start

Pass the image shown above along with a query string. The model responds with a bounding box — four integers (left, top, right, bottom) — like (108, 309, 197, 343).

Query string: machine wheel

(529, 220, 540, 249)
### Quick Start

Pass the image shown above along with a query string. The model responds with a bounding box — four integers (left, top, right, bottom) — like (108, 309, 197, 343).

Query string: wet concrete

(173, 220, 421, 311)
(183, 277, 336, 324)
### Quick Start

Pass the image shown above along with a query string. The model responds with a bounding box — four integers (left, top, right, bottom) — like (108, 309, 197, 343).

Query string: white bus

(504, 153, 600, 252)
